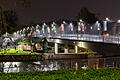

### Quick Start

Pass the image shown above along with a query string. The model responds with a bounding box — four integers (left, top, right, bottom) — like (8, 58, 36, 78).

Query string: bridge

(0, 20, 120, 56)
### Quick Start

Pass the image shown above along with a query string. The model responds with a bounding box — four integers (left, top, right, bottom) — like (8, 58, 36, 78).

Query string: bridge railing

(30, 32, 120, 44)
(48, 34, 120, 44)
(1, 33, 120, 45)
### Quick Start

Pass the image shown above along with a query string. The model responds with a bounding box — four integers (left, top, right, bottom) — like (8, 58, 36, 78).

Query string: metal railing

(1, 33, 120, 45)
(31, 33, 120, 44)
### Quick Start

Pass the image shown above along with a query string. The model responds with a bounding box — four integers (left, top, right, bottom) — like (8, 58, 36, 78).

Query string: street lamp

(69, 22, 74, 34)
(78, 19, 85, 34)
(117, 20, 120, 23)
(95, 21, 101, 35)
(51, 22, 57, 34)
(106, 17, 109, 21)
(103, 20, 107, 31)
(80, 19, 83, 22)
(78, 20, 82, 33)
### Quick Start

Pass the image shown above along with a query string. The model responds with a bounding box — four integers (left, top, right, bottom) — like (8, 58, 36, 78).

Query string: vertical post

(0, 62, 4, 73)
(64, 48, 68, 53)
(31, 45, 34, 52)
(75, 62, 78, 70)
(64, 44, 68, 53)
(55, 43, 58, 54)
(103, 21, 107, 31)
(43, 38, 48, 53)
(75, 45, 78, 53)
(30, 38, 34, 52)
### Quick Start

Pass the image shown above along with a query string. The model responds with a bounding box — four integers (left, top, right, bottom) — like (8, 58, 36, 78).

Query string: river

(0, 57, 120, 73)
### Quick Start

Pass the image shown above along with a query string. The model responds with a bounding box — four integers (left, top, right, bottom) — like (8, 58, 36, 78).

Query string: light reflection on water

(1, 57, 120, 73)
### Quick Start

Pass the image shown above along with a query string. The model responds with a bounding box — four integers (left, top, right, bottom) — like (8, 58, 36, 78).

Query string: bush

(0, 68, 120, 80)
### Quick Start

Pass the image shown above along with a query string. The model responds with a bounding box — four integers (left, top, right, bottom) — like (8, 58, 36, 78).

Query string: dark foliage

(0, 9, 20, 35)
(77, 7, 99, 24)
(3, 10, 20, 34)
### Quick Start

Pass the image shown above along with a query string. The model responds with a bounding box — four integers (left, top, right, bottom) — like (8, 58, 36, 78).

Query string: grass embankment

(0, 48, 39, 55)
(1, 68, 120, 80)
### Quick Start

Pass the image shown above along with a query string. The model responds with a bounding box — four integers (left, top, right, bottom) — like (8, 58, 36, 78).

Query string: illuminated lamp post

(103, 17, 111, 32)
(95, 21, 101, 35)
(51, 22, 57, 34)
(69, 22, 74, 34)
(79, 19, 85, 34)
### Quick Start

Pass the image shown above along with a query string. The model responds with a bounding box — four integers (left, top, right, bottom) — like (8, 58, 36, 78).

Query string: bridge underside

(74, 41, 120, 57)
(32, 37, 120, 57)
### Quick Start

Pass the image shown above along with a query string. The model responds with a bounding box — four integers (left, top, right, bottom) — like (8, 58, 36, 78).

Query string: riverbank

(0, 54, 102, 61)
(0, 54, 44, 61)
(0, 68, 120, 80)
(45, 53, 102, 60)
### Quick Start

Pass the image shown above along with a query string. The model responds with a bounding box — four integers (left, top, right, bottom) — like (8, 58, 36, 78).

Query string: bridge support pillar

(55, 43, 58, 54)
(43, 38, 48, 53)
(64, 48, 68, 53)
(64, 44, 68, 53)
(75, 45, 78, 53)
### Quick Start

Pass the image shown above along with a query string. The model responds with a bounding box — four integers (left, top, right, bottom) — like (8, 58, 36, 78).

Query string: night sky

(0, 0, 120, 25)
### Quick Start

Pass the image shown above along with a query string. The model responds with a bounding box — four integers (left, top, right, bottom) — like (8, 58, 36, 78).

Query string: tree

(0, 9, 20, 34)
(0, 0, 32, 35)
(17, 0, 31, 8)
(77, 7, 99, 24)
(4, 10, 20, 33)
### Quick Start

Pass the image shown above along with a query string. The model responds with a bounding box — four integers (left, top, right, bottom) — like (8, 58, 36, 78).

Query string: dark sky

(0, 0, 120, 25)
